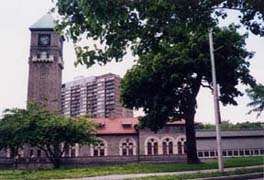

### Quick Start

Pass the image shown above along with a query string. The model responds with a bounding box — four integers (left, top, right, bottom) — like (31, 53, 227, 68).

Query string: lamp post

(209, 28, 224, 173)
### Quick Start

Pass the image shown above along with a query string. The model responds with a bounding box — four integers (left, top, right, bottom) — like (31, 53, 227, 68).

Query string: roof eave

(29, 28, 54, 31)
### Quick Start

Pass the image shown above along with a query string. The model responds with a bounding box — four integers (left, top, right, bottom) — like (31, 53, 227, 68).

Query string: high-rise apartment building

(61, 73, 133, 118)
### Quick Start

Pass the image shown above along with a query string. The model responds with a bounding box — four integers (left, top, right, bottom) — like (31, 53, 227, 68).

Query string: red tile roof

(90, 117, 185, 135)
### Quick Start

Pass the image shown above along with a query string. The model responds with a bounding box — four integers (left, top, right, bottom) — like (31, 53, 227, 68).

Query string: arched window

(178, 141, 183, 154)
(63, 144, 79, 157)
(119, 138, 136, 156)
(91, 139, 107, 157)
(176, 136, 186, 155)
(146, 138, 159, 155)
(6, 148, 24, 158)
(162, 138, 174, 155)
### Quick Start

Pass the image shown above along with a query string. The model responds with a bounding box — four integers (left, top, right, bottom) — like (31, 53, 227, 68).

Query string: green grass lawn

(128, 167, 264, 180)
(0, 156, 263, 180)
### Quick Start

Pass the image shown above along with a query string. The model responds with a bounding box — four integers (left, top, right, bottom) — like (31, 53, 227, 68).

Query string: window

(120, 138, 135, 156)
(162, 138, 174, 155)
(254, 150, 259, 155)
(198, 152, 203, 157)
(210, 151, 215, 157)
(64, 144, 78, 157)
(94, 149, 98, 156)
(147, 142, 152, 155)
(204, 151, 209, 157)
(71, 148, 76, 157)
(176, 137, 186, 155)
(177, 142, 183, 154)
(239, 150, 244, 156)
(128, 147, 133, 156)
(100, 148, 105, 156)
(245, 150, 250, 155)
(37, 150, 41, 157)
(30, 149, 34, 157)
(260, 149, 264, 155)
(122, 148, 127, 156)
(228, 150, 233, 156)
(162, 142, 167, 155)
(154, 142, 158, 155)
(223, 151, 227, 156)
(92, 139, 107, 157)
(146, 138, 159, 155)
(234, 150, 239, 156)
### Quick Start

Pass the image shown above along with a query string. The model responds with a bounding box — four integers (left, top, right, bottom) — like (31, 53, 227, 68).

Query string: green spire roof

(30, 14, 55, 30)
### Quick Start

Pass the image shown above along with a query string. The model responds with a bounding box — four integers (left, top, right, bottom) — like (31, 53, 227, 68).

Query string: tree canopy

(196, 120, 264, 130)
(54, 0, 263, 67)
(120, 25, 255, 163)
(0, 104, 97, 168)
(0, 108, 28, 157)
(246, 83, 264, 117)
(121, 25, 255, 130)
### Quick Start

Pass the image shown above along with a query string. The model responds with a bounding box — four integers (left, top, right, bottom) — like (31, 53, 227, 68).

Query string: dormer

(122, 119, 132, 128)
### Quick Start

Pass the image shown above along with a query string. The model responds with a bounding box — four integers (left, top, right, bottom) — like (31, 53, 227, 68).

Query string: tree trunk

(51, 144, 62, 168)
(53, 158, 61, 169)
(45, 147, 62, 169)
(184, 98, 200, 164)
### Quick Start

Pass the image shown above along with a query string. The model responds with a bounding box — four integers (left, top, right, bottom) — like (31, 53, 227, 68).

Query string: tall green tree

(246, 84, 264, 117)
(0, 104, 97, 168)
(0, 108, 28, 158)
(26, 104, 97, 168)
(54, 0, 261, 163)
(120, 26, 255, 163)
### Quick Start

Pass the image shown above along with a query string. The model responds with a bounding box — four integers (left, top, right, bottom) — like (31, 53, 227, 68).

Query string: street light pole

(209, 28, 224, 173)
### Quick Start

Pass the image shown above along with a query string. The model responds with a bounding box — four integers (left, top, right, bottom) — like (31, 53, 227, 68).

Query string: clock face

(39, 34, 51, 46)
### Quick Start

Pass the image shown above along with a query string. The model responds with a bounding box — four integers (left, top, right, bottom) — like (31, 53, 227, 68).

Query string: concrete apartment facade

(61, 74, 133, 118)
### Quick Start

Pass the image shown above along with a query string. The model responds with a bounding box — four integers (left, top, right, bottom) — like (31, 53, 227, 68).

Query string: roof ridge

(30, 13, 55, 30)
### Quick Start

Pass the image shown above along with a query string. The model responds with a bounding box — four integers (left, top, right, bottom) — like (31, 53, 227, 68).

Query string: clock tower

(27, 14, 64, 112)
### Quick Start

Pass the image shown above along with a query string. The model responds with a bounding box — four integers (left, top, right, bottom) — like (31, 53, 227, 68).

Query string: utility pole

(209, 28, 224, 173)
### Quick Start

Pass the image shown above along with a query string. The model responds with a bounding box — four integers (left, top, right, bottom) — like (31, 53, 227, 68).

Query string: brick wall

(27, 30, 63, 112)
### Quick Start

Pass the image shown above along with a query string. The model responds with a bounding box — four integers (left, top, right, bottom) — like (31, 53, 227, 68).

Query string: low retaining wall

(0, 155, 187, 169)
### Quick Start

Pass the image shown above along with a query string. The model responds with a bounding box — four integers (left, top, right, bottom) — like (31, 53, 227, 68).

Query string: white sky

(0, 0, 263, 123)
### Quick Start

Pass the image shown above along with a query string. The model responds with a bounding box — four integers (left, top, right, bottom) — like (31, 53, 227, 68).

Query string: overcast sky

(0, 0, 263, 123)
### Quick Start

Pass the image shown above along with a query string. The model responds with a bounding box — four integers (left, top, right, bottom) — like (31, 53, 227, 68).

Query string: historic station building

(0, 117, 263, 168)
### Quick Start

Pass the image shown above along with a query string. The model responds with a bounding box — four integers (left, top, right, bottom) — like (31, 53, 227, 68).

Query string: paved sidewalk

(58, 165, 264, 180)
